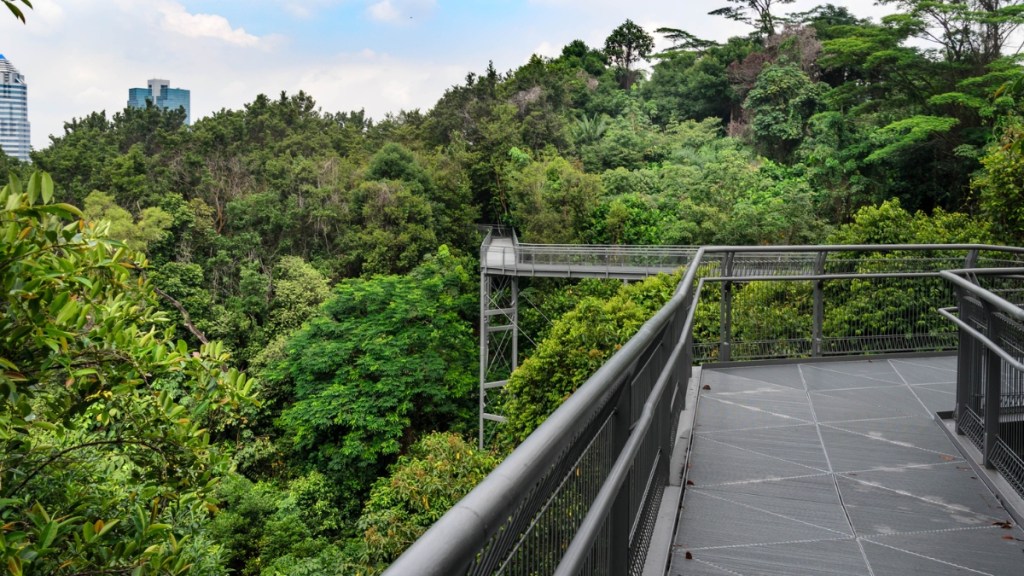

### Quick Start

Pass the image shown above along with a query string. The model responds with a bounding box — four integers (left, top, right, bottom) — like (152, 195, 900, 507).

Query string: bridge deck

(671, 357, 1024, 576)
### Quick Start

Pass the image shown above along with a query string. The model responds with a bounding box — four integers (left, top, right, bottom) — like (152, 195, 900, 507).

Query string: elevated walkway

(667, 356, 1024, 576)
(482, 233, 695, 279)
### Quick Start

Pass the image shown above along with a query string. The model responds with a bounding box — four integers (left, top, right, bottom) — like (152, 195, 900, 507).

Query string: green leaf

(40, 172, 53, 204)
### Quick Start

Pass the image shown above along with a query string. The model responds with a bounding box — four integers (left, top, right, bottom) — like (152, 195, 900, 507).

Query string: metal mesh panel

(959, 407, 985, 450)
(480, 408, 617, 576)
(822, 276, 956, 355)
(730, 280, 814, 359)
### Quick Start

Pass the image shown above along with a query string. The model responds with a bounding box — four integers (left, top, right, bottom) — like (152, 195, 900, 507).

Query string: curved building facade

(0, 54, 30, 162)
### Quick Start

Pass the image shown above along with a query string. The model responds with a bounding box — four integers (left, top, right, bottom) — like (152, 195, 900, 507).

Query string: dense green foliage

(0, 173, 255, 574)
(4, 1, 1024, 572)
(269, 247, 478, 521)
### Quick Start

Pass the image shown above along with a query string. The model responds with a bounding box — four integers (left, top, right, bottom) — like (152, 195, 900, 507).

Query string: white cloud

(532, 41, 560, 59)
(367, 0, 400, 22)
(283, 0, 340, 19)
(157, 1, 261, 47)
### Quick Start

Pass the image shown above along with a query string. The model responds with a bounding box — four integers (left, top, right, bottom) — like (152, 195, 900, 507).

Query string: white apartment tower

(0, 54, 30, 162)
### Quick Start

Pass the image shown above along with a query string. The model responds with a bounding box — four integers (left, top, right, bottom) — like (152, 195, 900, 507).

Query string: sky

(1, 0, 898, 151)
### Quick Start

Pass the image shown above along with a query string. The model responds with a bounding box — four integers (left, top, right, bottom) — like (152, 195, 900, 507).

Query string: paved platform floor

(670, 356, 1024, 576)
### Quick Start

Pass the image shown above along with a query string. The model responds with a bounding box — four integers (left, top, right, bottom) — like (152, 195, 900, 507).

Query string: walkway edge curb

(642, 366, 702, 576)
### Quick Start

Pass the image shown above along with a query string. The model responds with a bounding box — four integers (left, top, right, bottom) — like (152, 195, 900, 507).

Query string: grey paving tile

(822, 417, 961, 456)
(671, 539, 870, 576)
(693, 394, 811, 432)
(810, 386, 926, 422)
(889, 359, 957, 385)
(863, 527, 1024, 576)
(838, 465, 1005, 535)
(910, 383, 956, 416)
(697, 424, 829, 471)
(700, 386, 816, 425)
(676, 486, 849, 549)
(712, 364, 806, 390)
(803, 361, 904, 387)
(696, 475, 853, 538)
(820, 425, 960, 472)
(688, 435, 824, 486)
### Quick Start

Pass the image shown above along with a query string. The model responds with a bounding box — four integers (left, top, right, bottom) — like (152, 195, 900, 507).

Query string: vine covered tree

(604, 19, 655, 88)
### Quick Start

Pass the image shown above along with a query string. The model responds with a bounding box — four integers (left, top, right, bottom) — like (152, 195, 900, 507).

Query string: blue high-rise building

(128, 79, 190, 124)
(0, 54, 31, 162)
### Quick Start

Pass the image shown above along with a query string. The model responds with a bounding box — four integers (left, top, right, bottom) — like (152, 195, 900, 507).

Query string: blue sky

(1, 1, 895, 151)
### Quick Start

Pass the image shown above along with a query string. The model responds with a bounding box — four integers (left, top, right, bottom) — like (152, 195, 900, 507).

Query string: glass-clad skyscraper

(0, 54, 31, 162)
(128, 79, 191, 124)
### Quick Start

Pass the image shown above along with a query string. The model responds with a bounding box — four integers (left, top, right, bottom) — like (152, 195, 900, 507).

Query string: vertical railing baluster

(813, 250, 827, 357)
(984, 302, 1002, 468)
(955, 287, 970, 436)
(720, 252, 734, 362)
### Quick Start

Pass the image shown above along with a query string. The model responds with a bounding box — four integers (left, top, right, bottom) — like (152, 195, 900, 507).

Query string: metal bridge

(390, 239, 1024, 576)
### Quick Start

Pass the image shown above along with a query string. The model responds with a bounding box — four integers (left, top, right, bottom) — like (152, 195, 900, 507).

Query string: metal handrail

(940, 268, 1024, 501)
(553, 273, 705, 576)
(938, 307, 1024, 371)
(393, 243, 1024, 575)
(940, 270, 1024, 322)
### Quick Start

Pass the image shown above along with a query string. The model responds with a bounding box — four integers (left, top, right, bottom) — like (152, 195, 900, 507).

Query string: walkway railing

(386, 243, 1024, 576)
(940, 269, 1024, 499)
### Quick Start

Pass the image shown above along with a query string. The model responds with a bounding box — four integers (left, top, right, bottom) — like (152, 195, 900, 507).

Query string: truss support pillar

(479, 272, 518, 449)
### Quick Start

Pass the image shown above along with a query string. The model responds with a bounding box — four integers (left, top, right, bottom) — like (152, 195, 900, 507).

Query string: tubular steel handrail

(388, 243, 1024, 576)
(940, 268, 1024, 500)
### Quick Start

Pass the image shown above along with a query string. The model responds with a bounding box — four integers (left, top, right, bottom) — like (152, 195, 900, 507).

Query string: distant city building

(128, 79, 191, 124)
(0, 54, 31, 162)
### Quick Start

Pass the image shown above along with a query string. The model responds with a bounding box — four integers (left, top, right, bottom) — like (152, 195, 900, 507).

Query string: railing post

(965, 248, 979, 269)
(954, 289, 970, 436)
(812, 251, 827, 357)
(983, 301, 1002, 468)
(720, 252, 734, 362)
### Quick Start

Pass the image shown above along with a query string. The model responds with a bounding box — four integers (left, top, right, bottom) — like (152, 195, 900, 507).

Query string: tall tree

(879, 0, 1024, 68)
(604, 19, 655, 89)
(710, 0, 796, 39)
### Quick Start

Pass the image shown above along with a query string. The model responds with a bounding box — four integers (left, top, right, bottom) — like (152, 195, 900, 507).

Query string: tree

(270, 246, 478, 520)
(710, 0, 796, 39)
(744, 62, 828, 161)
(973, 119, 1024, 244)
(878, 0, 1024, 68)
(352, 432, 499, 573)
(644, 50, 733, 124)
(0, 172, 256, 574)
(655, 27, 720, 55)
(502, 153, 603, 242)
(604, 20, 655, 89)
